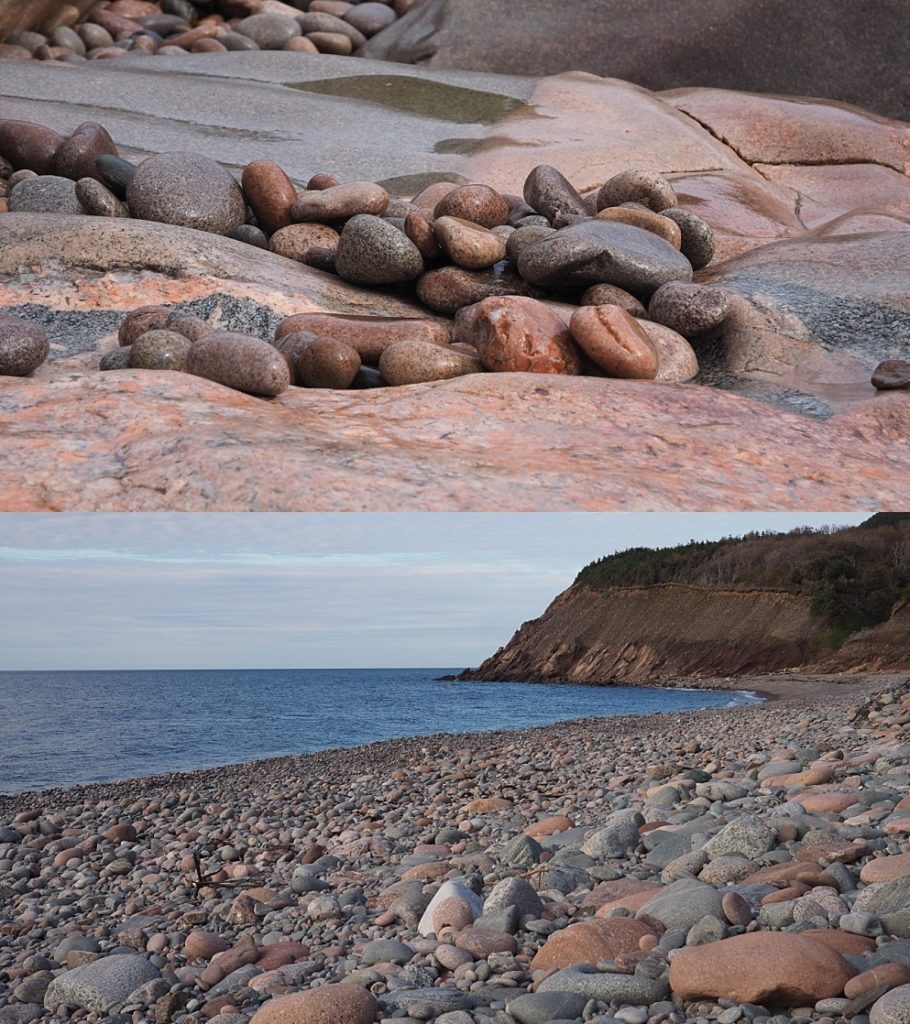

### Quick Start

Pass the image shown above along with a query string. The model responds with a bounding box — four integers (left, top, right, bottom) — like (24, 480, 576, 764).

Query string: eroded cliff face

(461, 584, 838, 684)
(819, 601, 910, 673)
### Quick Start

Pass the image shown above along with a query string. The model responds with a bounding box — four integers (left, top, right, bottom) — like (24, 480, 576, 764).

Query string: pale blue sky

(0, 513, 866, 670)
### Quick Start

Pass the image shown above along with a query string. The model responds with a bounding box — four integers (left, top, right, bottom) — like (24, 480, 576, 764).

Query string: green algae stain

(285, 75, 525, 124)
(433, 137, 484, 155)
(377, 170, 469, 196)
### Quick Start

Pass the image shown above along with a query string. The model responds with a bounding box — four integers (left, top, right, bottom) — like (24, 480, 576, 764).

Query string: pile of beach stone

(2, 116, 909, 395)
(0, 0, 420, 62)
(4, 678, 910, 1024)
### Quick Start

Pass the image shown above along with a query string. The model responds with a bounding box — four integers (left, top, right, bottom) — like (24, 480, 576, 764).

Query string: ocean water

(0, 669, 761, 793)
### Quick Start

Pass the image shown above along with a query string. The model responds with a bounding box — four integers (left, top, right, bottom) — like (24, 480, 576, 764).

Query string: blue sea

(0, 669, 761, 793)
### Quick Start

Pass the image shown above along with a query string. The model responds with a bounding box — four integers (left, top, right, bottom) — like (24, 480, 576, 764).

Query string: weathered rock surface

(1, 56, 910, 507)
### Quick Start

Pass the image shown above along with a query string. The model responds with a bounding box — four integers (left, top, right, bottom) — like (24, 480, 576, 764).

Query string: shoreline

(3, 669, 910, 1023)
(1, 669, 899, 814)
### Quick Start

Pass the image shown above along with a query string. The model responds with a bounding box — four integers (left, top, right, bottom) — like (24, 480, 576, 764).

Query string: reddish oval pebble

(192, 37, 227, 52)
(284, 36, 319, 53)
(274, 331, 315, 382)
(54, 122, 118, 182)
(434, 216, 506, 270)
(269, 223, 340, 262)
(434, 184, 510, 228)
(292, 181, 389, 223)
(379, 338, 482, 386)
(595, 206, 682, 248)
(569, 304, 658, 379)
(307, 31, 352, 54)
(0, 120, 65, 175)
(242, 160, 299, 235)
(118, 305, 172, 346)
(405, 210, 441, 260)
(186, 332, 290, 397)
(165, 311, 212, 343)
(250, 983, 376, 1024)
(417, 264, 530, 315)
(275, 313, 452, 365)
(298, 337, 361, 389)
(454, 296, 582, 374)
(308, 173, 341, 190)
(638, 321, 699, 383)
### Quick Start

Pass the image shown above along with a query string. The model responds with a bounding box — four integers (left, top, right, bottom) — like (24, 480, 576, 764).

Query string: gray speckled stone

(649, 281, 730, 337)
(0, 313, 49, 376)
(8, 175, 82, 215)
(380, 988, 468, 1017)
(659, 208, 715, 270)
(537, 966, 669, 1004)
(335, 214, 424, 285)
(702, 816, 776, 860)
(484, 876, 544, 918)
(361, 939, 415, 966)
(100, 346, 132, 371)
(636, 876, 724, 931)
(871, 984, 910, 1024)
(76, 178, 125, 218)
(44, 954, 159, 1014)
(128, 330, 192, 371)
(126, 152, 246, 235)
(508, 991, 587, 1024)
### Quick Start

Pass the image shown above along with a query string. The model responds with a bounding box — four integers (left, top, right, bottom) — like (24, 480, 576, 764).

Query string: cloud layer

(0, 513, 865, 669)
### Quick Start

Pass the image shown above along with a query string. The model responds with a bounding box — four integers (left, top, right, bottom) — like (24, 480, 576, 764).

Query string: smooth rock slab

(3, 368, 910, 510)
(44, 954, 159, 1014)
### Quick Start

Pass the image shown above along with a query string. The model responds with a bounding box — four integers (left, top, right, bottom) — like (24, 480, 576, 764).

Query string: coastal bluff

(460, 515, 910, 685)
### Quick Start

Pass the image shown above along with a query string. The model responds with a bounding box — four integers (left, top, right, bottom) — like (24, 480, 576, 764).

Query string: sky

(0, 513, 867, 671)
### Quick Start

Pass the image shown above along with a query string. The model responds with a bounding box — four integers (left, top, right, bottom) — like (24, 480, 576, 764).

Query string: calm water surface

(0, 669, 760, 792)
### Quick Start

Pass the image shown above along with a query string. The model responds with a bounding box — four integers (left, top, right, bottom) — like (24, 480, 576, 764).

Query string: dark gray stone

(508, 991, 587, 1024)
(872, 360, 910, 390)
(518, 220, 693, 296)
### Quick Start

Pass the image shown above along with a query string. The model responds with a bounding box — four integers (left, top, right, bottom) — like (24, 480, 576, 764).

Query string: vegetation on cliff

(575, 514, 910, 636)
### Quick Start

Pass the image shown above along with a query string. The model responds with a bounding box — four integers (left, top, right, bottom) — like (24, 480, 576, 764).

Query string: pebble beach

(4, 672, 910, 1024)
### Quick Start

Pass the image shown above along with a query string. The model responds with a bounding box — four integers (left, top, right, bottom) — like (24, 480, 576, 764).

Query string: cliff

(460, 584, 833, 684)
(460, 514, 910, 684)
